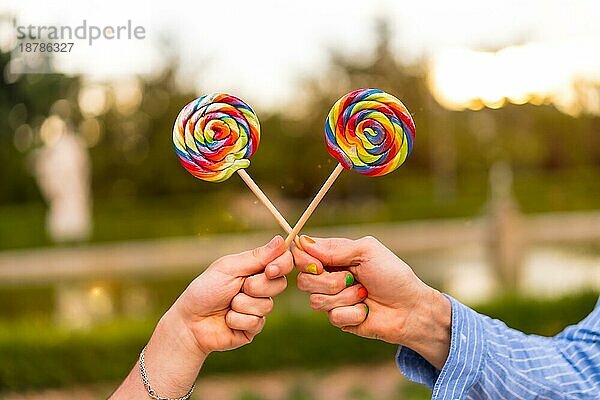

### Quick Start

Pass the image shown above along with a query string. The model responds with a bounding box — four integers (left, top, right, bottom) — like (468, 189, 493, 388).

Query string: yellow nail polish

(306, 263, 318, 274)
(302, 235, 316, 244)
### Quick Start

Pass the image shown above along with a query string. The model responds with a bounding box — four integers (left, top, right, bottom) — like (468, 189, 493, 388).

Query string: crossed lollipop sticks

(173, 90, 415, 248)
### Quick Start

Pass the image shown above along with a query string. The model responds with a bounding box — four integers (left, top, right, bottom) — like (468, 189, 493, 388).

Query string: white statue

(34, 116, 92, 243)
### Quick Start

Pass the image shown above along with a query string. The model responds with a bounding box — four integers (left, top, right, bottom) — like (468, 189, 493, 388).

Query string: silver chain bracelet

(139, 346, 195, 400)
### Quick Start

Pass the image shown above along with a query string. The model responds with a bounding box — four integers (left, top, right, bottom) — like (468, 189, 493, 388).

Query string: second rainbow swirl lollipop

(174, 93, 298, 243)
(285, 88, 416, 246)
(325, 88, 414, 177)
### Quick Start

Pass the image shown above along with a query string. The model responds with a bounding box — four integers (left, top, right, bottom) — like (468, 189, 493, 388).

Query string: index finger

(298, 235, 369, 267)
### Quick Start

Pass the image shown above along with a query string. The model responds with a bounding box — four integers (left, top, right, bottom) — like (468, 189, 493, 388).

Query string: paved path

(0, 212, 599, 284)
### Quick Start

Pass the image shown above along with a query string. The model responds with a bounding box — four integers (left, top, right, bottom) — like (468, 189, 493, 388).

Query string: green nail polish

(365, 305, 369, 316)
(306, 264, 318, 274)
(345, 273, 354, 287)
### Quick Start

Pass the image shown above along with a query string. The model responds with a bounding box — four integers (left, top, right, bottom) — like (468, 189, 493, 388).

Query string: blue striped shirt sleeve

(396, 295, 600, 399)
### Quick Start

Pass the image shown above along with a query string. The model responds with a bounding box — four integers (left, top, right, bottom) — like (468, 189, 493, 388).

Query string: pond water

(411, 244, 600, 303)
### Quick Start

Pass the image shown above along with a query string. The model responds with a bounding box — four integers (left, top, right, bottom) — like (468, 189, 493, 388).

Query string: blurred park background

(0, 1, 599, 399)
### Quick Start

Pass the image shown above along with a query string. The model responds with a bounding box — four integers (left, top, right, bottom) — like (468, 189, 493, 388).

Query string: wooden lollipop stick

(237, 169, 301, 247)
(284, 163, 345, 247)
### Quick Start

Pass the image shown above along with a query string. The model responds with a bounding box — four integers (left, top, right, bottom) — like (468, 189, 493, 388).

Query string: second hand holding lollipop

(285, 88, 416, 247)
(173, 93, 299, 245)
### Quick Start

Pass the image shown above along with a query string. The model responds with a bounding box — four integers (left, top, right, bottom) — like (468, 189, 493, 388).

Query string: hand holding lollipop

(285, 88, 416, 246)
(173, 93, 299, 244)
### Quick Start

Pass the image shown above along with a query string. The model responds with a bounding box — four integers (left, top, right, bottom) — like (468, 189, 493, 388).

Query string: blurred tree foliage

(1, 20, 599, 207)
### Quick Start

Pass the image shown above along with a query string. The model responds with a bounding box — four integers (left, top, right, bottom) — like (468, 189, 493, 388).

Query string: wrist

(167, 299, 211, 359)
(142, 307, 208, 397)
(400, 286, 451, 370)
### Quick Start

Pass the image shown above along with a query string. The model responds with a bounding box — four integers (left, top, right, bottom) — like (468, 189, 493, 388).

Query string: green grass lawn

(1, 168, 599, 251)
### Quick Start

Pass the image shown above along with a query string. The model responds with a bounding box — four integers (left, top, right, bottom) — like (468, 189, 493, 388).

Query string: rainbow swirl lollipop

(173, 93, 299, 245)
(325, 88, 415, 177)
(285, 88, 415, 246)
(173, 93, 260, 183)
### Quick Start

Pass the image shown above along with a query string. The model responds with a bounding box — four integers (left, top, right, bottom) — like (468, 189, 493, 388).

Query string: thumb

(222, 236, 286, 276)
(299, 235, 365, 267)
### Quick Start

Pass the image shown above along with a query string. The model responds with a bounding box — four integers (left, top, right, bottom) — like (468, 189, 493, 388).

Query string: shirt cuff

(396, 295, 486, 399)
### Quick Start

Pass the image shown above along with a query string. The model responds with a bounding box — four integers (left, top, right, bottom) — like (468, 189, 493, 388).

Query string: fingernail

(358, 287, 368, 299)
(345, 273, 355, 287)
(301, 235, 315, 244)
(267, 236, 281, 249)
(267, 264, 280, 277)
(306, 263, 318, 274)
(364, 305, 369, 317)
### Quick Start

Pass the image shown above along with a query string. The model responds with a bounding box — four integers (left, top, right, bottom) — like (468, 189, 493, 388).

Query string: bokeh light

(113, 78, 142, 116)
(78, 83, 110, 117)
(39, 115, 67, 146)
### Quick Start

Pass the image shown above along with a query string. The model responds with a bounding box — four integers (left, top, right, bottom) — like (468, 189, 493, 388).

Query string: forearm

(110, 307, 207, 399)
(396, 294, 486, 397)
